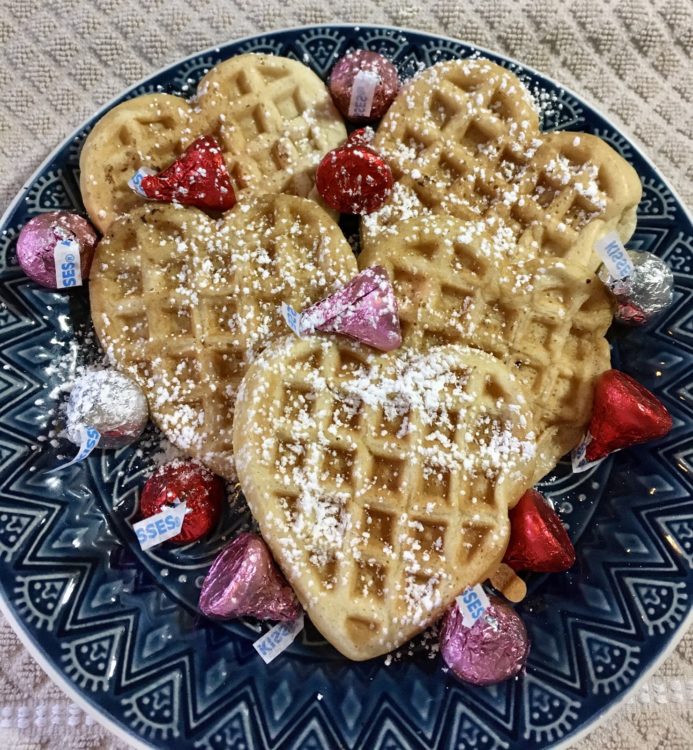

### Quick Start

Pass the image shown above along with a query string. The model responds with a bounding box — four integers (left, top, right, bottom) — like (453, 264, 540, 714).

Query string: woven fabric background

(0, 0, 691, 748)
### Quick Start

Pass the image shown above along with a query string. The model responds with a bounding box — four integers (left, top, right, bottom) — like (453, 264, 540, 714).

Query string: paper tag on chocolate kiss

(570, 431, 605, 473)
(53, 238, 82, 289)
(281, 303, 305, 338)
(132, 502, 188, 550)
(456, 584, 490, 628)
(46, 426, 100, 473)
(253, 612, 305, 664)
(594, 232, 635, 280)
(348, 70, 380, 118)
(128, 167, 158, 197)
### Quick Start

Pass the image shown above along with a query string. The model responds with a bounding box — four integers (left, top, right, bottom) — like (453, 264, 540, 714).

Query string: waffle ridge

(89, 195, 358, 479)
(233, 337, 536, 660)
(358, 215, 613, 482)
(363, 58, 642, 270)
(80, 53, 346, 232)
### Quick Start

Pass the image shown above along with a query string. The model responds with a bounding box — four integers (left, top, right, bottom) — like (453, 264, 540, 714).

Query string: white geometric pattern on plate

(0, 24, 690, 750)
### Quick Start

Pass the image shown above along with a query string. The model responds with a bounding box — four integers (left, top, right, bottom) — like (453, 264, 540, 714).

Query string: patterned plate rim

(0, 23, 691, 750)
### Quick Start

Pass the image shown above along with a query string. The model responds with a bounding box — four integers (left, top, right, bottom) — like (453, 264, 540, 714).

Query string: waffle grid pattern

(1, 11, 690, 749)
(197, 58, 343, 197)
(359, 216, 613, 481)
(365, 59, 642, 270)
(79, 54, 346, 232)
(80, 94, 196, 232)
(89, 196, 358, 479)
(234, 339, 536, 659)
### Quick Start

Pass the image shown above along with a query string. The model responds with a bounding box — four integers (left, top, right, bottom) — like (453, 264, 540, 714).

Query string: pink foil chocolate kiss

(440, 596, 530, 685)
(199, 532, 301, 621)
(328, 50, 400, 122)
(17, 211, 98, 288)
(300, 265, 402, 352)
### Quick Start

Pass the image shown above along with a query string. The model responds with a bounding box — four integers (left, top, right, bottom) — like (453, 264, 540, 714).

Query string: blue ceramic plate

(0, 24, 691, 750)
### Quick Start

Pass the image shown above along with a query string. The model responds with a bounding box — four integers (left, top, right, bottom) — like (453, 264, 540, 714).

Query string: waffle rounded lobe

(363, 58, 642, 271)
(359, 214, 613, 483)
(80, 54, 347, 232)
(233, 337, 536, 660)
(89, 195, 358, 480)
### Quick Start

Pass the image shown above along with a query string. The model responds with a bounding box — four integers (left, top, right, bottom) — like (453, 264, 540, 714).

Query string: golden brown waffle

(80, 54, 346, 233)
(233, 337, 537, 660)
(358, 215, 613, 483)
(89, 195, 358, 479)
(363, 58, 642, 271)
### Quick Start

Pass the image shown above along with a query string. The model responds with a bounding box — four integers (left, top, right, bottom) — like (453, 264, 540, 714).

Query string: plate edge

(0, 593, 153, 750)
(0, 22, 691, 750)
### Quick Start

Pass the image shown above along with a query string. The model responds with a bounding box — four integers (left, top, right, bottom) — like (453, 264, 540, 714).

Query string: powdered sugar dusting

(364, 57, 622, 272)
(91, 195, 358, 481)
(234, 338, 536, 658)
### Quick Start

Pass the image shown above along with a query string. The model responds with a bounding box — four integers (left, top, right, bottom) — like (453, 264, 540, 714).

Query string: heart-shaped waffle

(89, 194, 358, 479)
(359, 214, 613, 483)
(363, 58, 642, 271)
(80, 54, 346, 233)
(233, 338, 536, 660)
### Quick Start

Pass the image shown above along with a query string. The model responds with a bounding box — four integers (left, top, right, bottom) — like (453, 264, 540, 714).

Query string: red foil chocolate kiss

(503, 490, 576, 573)
(135, 136, 235, 211)
(347, 127, 375, 147)
(585, 370, 673, 461)
(315, 143, 393, 214)
(139, 460, 224, 544)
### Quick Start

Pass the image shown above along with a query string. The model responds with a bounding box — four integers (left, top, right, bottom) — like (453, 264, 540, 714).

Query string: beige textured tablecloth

(0, 1, 691, 748)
